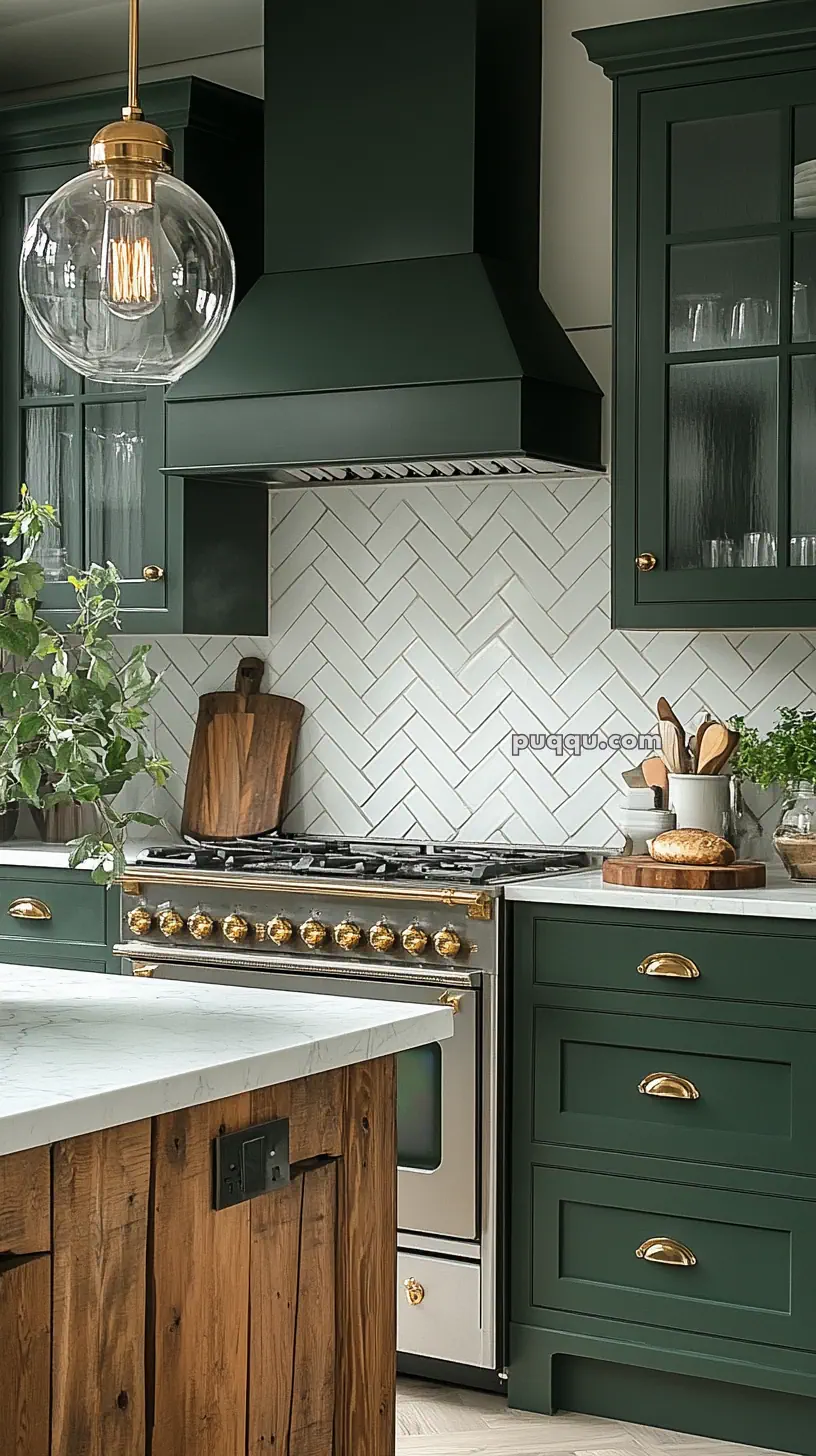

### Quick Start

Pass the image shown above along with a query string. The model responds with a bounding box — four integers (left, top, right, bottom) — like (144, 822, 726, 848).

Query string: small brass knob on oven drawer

(222, 914, 249, 944)
(157, 908, 185, 938)
(300, 918, 328, 949)
(187, 912, 215, 941)
(267, 915, 294, 945)
(334, 920, 363, 951)
(369, 921, 396, 952)
(142, 564, 165, 582)
(434, 927, 461, 959)
(402, 924, 428, 956)
(127, 907, 153, 936)
(439, 991, 463, 1015)
(403, 1277, 425, 1306)
(636, 1237, 696, 1268)
(635, 552, 657, 572)
(132, 962, 158, 978)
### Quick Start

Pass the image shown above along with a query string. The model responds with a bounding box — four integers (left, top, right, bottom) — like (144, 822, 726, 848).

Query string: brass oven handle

(439, 991, 463, 1015)
(403, 1277, 425, 1306)
(638, 1072, 700, 1101)
(637, 952, 700, 980)
(132, 962, 158, 978)
(636, 1237, 696, 1268)
(8, 897, 51, 921)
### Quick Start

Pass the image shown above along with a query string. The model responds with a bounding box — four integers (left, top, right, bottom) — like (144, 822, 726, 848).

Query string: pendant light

(19, 0, 236, 385)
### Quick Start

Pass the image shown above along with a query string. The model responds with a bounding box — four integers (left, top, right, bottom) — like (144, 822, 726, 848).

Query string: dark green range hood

(165, 0, 604, 487)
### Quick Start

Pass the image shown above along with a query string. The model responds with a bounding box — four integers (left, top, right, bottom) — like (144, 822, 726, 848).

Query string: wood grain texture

(335, 1056, 397, 1456)
(602, 857, 766, 890)
(290, 1160, 337, 1455)
(0, 1254, 50, 1456)
(181, 681, 303, 839)
(251, 1066, 344, 1164)
(51, 1121, 151, 1456)
(0, 1147, 50, 1254)
(151, 1095, 251, 1456)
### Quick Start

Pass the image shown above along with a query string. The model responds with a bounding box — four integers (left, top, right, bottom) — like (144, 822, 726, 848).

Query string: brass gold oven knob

(402, 924, 428, 956)
(403, 1277, 425, 1306)
(369, 921, 396, 952)
(334, 920, 363, 951)
(434, 928, 462, 959)
(187, 912, 215, 941)
(267, 915, 294, 945)
(157, 908, 184, 938)
(300, 918, 328, 948)
(127, 907, 153, 936)
(222, 913, 249, 944)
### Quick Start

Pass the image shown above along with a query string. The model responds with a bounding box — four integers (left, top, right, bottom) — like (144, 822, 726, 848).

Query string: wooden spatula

(697, 724, 739, 776)
(642, 756, 669, 806)
(657, 697, 691, 771)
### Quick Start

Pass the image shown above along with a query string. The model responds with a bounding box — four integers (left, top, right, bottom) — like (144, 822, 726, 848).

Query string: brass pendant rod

(127, 0, 142, 117)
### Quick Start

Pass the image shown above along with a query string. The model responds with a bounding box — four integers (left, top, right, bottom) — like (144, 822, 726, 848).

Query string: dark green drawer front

(533, 1007, 815, 1175)
(531, 913, 815, 1008)
(0, 877, 107, 949)
(531, 1167, 816, 1351)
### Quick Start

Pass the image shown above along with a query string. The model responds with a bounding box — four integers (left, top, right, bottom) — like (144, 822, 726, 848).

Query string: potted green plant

(730, 708, 816, 879)
(0, 487, 170, 884)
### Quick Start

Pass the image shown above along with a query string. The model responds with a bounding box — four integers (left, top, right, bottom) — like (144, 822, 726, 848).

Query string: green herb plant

(730, 707, 816, 795)
(0, 487, 171, 883)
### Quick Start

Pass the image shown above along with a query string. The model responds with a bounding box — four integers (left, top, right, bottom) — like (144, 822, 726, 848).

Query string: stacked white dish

(794, 159, 816, 218)
(614, 801, 676, 856)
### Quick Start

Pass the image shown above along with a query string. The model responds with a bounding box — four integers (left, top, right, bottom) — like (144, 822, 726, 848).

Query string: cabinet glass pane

(792, 237, 816, 343)
(23, 406, 78, 573)
(794, 107, 816, 220)
(84, 401, 145, 577)
(21, 195, 71, 398)
(396, 1043, 442, 1172)
(671, 112, 780, 233)
(669, 238, 779, 352)
(667, 358, 778, 570)
(791, 356, 816, 560)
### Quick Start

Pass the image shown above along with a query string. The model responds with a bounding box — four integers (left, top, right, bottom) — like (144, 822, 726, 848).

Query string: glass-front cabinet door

(631, 73, 816, 627)
(3, 164, 167, 616)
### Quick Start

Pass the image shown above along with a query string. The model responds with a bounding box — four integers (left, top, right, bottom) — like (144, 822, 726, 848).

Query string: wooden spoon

(641, 756, 669, 807)
(696, 722, 732, 774)
(659, 719, 687, 774)
(657, 697, 691, 771)
(700, 727, 740, 777)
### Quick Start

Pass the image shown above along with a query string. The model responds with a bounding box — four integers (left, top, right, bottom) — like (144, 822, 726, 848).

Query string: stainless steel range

(115, 836, 597, 1380)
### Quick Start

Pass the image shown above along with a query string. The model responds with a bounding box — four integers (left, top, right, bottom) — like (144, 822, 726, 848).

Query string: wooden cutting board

(603, 856, 766, 890)
(181, 657, 304, 839)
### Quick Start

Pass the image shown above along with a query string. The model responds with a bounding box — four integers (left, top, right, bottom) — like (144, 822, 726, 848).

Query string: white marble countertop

(504, 866, 816, 919)
(0, 840, 174, 869)
(0, 964, 453, 1157)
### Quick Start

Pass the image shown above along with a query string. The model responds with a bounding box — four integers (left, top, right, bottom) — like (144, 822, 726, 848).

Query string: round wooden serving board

(603, 856, 766, 891)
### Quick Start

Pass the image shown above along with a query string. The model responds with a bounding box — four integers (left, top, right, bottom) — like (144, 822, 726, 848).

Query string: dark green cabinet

(0, 79, 269, 635)
(581, 0, 816, 628)
(510, 898, 816, 1455)
(0, 862, 119, 973)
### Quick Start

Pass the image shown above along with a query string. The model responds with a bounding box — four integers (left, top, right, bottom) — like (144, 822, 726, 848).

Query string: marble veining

(505, 867, 816, 918)
(0, 964, 452, 1156)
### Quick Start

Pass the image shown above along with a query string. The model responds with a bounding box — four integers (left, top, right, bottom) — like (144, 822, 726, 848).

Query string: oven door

(130, 959, 478, 1243)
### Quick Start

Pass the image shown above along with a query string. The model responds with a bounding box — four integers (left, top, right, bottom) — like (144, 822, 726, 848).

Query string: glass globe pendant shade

(20, 164, 236, 386)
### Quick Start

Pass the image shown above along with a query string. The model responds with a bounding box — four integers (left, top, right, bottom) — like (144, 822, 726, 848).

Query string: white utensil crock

(668, 773, 730, 837)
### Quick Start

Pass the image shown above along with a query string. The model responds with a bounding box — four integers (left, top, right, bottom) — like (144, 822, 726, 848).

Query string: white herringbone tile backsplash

(118, 474, 814, 848)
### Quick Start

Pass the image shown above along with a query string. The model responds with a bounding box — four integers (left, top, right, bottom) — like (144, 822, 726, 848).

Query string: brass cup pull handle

(403, 1277, 425, 1306)
(635, 552, 657, 572)
(132, 962, 158, 978)
(142, 564, 165, 582)
(438, 991, 463, 1015)
(638, 952, 700, 980)
(8, 896, 51, 921)
(636, 1237, 697, 1268)
(639, 1072, 700, 1101)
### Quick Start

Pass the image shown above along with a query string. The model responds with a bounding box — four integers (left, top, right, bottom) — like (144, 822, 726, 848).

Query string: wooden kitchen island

(0, 964, 452, 1456)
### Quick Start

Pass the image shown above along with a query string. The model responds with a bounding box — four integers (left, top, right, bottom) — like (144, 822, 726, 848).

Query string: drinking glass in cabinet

(671, 294, 724, 351)
(793, 282, 812, 343)
(791, 356, 816, 553)
(701, 538, 737, 569)
(791, 535, 816, 567)
(38, 547, 68, 582)
(729, 297, 775, 348)
(742, 532, 777, 568)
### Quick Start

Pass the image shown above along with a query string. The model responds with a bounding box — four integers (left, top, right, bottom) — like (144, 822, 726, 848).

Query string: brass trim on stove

(113, 940, 480, 987)
(118, 867, 495, 914)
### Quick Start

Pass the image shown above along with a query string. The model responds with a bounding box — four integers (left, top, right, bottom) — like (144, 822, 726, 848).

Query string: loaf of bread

(648, 829, 736, 867)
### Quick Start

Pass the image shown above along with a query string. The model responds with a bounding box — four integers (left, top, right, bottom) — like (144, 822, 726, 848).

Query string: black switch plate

(213, 1117, 290, 1209)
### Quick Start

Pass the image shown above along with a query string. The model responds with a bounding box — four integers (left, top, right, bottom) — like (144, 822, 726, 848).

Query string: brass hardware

(434, 927, 462, 960)
(439, 991, 463, 1015)
(254, 923, 267, 943)
(639, 1072, 700, 1101)
(222, 914, 249, 944)
(636, 1237, 697, 1268)
(121, 877, 142, 895)
(142, 564, 165, 582)
(89, 0, 173, 198)
(369, 921, 396, 952)
(638, 952, 700, 980)
(157, 908, 185, 938)
(8, 896, 52, 921)
(132, 961, 158, 978)
(267, 916, 294, 946)
(635, 552, 658, 572)
(403, 1277, 425, 1306)
(299, 918, 328, 949)
(334, 920, 363, 951)
(187, 912, 215, 941)
(467, 892, 493, 921)
(127, 906, 153, 936)
(402, 924, 429, 956)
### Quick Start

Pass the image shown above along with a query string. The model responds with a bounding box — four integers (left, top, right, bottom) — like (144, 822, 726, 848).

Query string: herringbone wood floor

(395, 1380, 788, 1456)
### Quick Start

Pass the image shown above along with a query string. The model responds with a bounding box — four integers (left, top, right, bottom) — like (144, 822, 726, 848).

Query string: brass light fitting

(89, 0, 173, 206)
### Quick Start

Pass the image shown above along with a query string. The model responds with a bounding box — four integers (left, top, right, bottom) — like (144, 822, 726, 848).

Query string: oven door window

(397, 1042, 442, 1172)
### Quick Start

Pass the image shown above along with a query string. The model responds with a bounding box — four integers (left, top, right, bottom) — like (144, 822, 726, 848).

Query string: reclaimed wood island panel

(0, 964, 452, 1456)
